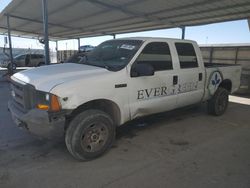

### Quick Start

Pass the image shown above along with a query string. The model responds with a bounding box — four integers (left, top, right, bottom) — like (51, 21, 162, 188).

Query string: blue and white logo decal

(208, 71, 222, 95)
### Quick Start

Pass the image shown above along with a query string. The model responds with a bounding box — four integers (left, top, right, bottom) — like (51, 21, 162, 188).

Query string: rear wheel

(65, 110, 115, 161)
(207, 87, 229, 116)
(8, 63, 16, 70)
(37, 62, 45, 66)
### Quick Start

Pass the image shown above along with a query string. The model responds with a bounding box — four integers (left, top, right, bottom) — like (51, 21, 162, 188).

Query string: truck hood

(12, 63, 108, 91)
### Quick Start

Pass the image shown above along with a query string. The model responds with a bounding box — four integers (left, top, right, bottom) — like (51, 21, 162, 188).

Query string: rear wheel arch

(219, 79, 232, 92)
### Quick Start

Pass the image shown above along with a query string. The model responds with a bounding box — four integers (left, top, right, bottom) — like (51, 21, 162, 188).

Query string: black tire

(8, 63, 16, 70)
(37, 62, 45, 67)
(13, 63, 17, 70)
(207, 87, 229, 116)
(65, 110, 115, 161)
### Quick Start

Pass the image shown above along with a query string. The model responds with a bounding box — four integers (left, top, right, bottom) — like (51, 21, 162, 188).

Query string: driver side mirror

(131, 63, 154, 77)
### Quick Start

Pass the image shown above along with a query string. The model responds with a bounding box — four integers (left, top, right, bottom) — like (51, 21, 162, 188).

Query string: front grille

(11, 80, 26, 110)
(10, 79, 35, 112)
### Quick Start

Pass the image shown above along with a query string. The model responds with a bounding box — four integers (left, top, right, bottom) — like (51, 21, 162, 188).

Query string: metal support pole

(181, 27, 185, 40)
(42, 0, 50, 65)
(56, 41, 58, 62)
(112, 34, 116, 39)
(6, 14, 14, 74)
(78, 38, 80, 51)
(56, 41, 58, 51)
(248, 19, 250, 31)
(235, 47, 239, 64)
(209, 47, 214, 64)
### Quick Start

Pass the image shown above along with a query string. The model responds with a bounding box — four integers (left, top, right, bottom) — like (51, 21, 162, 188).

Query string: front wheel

(207, 87, 229, 116)
(65, 110, 115, 161)
(8, 63, 17, 70)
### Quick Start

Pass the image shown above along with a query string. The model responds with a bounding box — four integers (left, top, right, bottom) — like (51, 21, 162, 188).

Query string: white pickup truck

(8, 37, 241, 160)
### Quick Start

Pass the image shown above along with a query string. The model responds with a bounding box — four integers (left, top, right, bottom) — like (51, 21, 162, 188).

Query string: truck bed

(204, 63, 239, 68)
(202, 62, 241, 101)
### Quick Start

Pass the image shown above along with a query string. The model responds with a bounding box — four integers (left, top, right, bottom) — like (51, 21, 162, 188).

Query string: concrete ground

(0, 80, 250, 188)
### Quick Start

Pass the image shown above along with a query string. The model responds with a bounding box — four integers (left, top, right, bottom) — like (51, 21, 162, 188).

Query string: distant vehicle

(79, 45, 95, 52)
(64, 52, 87, 64)
(0, 53, 45, 69)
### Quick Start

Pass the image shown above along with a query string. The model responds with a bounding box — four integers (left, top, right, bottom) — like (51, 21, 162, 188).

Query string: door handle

(199, 73, 203, 81)
(173, 75, 178, 85)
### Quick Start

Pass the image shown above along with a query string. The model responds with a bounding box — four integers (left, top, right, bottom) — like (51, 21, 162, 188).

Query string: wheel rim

(217, 92, 228, 112)
(81, 122, 109, 153)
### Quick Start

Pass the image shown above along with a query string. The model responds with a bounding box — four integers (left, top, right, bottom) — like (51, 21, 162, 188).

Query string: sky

(0, 0, 250, 51)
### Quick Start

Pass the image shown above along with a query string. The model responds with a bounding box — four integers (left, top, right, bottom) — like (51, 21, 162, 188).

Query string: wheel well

(219, 79, 232, 92)
(66, 99, 121, 127)
(38, 62, 45, 65)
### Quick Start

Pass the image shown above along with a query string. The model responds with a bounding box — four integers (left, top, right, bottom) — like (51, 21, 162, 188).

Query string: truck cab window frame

(175, 43, 198, 69)
(134, 42, 173, 72)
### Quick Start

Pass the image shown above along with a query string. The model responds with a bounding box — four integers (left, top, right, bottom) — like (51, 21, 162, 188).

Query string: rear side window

(38, 54, 44, 58)
(31, 54, 44, 59)
(15, 55, 26, 60)
(31, 54, 37, 59)
(175, 43, 198, 68)
(136, 42, 173, 71)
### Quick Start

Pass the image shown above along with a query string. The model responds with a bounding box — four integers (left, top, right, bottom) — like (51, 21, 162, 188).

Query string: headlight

(36, 91, 61, 112)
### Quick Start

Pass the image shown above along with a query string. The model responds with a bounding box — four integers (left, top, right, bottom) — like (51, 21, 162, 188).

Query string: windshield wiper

(102, 62, 116, 71)
(80, 55, 117, 71)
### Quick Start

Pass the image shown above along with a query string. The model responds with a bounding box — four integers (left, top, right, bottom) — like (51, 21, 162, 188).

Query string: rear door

(174, 42, 205, 108)
(128, 41, 178, 119)
(30, 54, 39, 66)
(16, 55, 26, 66)
(25, 54, 31, 66)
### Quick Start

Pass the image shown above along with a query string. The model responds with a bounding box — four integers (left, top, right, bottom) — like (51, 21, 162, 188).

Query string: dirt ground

(0, 81, 250, 188)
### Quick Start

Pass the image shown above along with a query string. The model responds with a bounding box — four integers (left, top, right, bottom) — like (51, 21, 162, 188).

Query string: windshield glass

(82, 40, 142, 71)
(65, 53, 86, 64)
(14, 54, 25, 60)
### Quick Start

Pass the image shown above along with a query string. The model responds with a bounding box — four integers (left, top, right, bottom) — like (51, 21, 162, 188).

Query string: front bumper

(8, 100, 67, 139)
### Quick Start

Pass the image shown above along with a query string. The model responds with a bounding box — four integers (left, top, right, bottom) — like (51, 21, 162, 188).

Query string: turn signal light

(37, 104, 49, 110)
(50, 94, 61, 112)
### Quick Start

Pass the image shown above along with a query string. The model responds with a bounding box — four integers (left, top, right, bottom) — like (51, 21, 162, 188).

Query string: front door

(128, 41, 178, 119)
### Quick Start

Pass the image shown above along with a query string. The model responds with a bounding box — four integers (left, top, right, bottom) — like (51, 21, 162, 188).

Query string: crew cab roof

(106, 37, 196, 44)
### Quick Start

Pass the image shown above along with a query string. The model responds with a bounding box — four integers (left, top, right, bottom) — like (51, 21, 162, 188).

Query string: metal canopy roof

(0, 0, 250, 40)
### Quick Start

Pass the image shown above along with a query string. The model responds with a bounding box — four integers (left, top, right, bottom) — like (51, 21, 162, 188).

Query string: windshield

(65, 53, 86, 64)
(14, 54, 25, 60)
(82, 40, 142, 71)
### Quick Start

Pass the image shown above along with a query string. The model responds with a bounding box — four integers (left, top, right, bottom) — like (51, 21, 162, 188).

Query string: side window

(38, 55, 44, 59)
(175, 43, 198, 68)
(31, 54, 37, 59)
(136, 42, 173, 71)
(19, 55, 26, 60)
(22, 55, 27, 60)
(26, 54, 30, 60)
